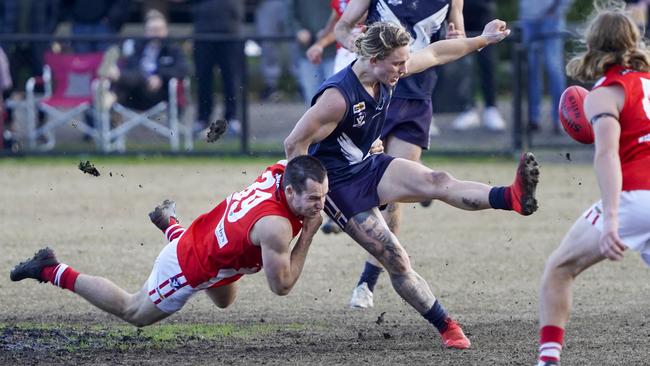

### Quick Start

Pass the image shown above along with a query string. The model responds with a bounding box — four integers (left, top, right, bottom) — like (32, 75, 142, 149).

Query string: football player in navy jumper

(285, 20, 540, 349)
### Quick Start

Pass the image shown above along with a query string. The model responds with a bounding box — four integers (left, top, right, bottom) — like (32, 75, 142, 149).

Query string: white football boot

(349, 282, 374, 308)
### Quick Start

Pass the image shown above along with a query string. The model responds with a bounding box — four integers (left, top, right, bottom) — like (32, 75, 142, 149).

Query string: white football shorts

(583, 190, 650, 265)
(146, 239, 198, 314)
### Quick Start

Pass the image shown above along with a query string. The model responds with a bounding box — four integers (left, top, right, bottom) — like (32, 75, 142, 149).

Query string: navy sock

(489, 186, 510, 210)
(423, 300, 449, 333)
(357, 261, 383, 292)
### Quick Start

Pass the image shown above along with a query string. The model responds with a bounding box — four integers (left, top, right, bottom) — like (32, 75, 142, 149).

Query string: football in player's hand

(558, 85, 594, 144)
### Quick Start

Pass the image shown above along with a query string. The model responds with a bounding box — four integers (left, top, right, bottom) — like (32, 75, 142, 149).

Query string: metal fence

(0, 28, 590, 157)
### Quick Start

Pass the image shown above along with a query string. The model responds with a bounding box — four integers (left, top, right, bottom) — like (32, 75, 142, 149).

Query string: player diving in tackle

(284, 19, 540, 349)
(10, 156, 327, 327)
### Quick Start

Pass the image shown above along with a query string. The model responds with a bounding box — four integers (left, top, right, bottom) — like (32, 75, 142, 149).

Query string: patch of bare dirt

(1, 161, 649, 365)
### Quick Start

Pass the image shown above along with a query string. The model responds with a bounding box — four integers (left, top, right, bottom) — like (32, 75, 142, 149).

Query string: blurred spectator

(429, 0, 465, 137)
(67, 0, 129, 53)
(256, 0, 292, 102)
(142, 0, 172, 20)
(0, 0, 60, 150)
(292, 0, 335, 105)
(0, 46, 13, 151)
(451, 0, 506, 132)
(0, 48, 11, 92)
(192, 0, 244, 136)
(64, 0, 128, 142)
(109, 11, 189, 111)
(0, 0, 59, 83)
(519, 0, 572, 133)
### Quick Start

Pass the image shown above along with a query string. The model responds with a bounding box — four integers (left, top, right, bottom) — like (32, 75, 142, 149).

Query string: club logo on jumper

(215, 215, 228, 248)
(169, 277, 182, 290)
(353, 101, 366, 114)
(353, 101, 366, 128)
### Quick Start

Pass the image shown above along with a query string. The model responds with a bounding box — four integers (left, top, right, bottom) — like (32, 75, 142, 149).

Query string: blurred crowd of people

(3, 0, 649, 152)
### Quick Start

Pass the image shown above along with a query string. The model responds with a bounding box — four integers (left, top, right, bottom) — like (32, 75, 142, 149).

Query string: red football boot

(440, 318, 471, 349)
(509, 152, 540, 216)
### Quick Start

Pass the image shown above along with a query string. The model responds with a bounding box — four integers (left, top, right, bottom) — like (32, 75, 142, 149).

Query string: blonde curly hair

(567, 2, 650, 82)
(354, 21, 411, 60)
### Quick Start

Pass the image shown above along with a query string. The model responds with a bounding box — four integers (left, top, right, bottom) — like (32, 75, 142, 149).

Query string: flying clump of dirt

(78, 161, 100, 177)
(207, 119, 228, 143)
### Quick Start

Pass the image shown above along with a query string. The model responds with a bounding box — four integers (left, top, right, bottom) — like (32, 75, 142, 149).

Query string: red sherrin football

(558, 85, 594, 144)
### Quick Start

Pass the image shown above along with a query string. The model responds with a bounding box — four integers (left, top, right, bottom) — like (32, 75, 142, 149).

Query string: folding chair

(25, 52, 104, 150)
(97, 76, 193, 152)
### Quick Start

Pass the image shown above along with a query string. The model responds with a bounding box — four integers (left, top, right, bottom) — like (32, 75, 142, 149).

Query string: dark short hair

(283, 155, 327, 194)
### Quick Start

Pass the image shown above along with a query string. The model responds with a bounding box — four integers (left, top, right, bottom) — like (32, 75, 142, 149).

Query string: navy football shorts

(324, 154, 395, 230)
(381, 97, 433, 149)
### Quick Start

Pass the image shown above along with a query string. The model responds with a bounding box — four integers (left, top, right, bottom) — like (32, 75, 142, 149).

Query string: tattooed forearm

(462, 197, 481, 210)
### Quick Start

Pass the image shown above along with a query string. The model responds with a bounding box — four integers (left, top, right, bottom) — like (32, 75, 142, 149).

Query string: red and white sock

(41, 263, 80, 292)
(165, 224, 185, 242)
(538, 325, 564, 365)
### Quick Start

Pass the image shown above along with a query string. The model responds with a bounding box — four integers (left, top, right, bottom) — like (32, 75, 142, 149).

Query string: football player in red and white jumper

(536, 7, 650, 366)
(10, 156, 328, 327)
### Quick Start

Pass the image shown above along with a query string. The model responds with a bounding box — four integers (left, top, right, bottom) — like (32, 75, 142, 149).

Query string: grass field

(1, 155, 648, 365)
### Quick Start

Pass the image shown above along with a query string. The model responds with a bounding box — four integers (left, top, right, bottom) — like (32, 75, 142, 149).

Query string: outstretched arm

(256, 215, 323, 295)
(334, 0, 370, 51)
(284, 87, 347, 159)
(405, 19, 510, 76)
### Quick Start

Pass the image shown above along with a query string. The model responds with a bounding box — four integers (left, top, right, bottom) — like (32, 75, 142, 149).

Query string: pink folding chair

(26, 52, 104, 150)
